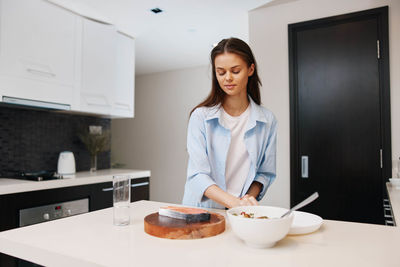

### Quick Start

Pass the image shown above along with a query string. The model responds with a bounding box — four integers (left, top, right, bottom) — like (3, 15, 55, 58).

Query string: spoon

(280, 192, 319, 218)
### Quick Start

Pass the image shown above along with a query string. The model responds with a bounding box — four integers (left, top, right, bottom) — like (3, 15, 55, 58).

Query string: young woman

(182, 38, 277, 209)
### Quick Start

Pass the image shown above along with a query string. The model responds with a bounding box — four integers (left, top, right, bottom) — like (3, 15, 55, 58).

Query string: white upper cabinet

(0, 0, 135, 117)
(0, 0, 80, 108)
(112, 32, 135, 118)
(79, 18, 116, 115)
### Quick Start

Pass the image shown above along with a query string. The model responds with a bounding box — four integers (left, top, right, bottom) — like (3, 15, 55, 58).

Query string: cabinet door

(80, 18, 116, 115)
(0, 0, 79, 105)
(90, 182, 113, 210)
(131, 177, 150, 202)
(111, 32, 135, 118)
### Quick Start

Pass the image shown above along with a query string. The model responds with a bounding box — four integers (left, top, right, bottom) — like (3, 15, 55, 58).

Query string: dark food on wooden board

(159, 206, 211, 222)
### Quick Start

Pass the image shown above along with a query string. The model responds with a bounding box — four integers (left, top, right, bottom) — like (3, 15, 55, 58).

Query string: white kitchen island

(0, 200, 399, 267)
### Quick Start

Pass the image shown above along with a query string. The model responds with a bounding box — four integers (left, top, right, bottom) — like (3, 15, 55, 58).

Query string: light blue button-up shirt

(182, 97, 277, 209)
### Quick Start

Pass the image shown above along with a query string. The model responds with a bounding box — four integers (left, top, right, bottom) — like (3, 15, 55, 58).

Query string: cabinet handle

(114, 102, 131, 110)
(83, 95, 110, 107)
(102, 187, 113, 192)
(131, 182, 149, 188)
(384, 208, 393, 218)
(102, 182, 148, 191)
(26, 68, 56, 78)
(383, 199, 391, 208)
(301, 156, 308, 178)
(385, 220, 394, 226)
(87, 102, 110, 107)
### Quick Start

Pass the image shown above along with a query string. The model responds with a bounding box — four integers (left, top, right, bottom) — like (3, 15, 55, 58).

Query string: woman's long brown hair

(190, 37, 262, 116)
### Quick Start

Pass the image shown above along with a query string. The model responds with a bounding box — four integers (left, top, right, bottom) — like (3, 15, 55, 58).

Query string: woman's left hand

(237, 194, 259, 206)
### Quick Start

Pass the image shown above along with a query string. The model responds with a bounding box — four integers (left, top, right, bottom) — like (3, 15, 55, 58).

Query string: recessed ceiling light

(150, 8, 163, 14)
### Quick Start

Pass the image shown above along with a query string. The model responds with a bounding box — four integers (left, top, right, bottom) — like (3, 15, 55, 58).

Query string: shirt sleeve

(254, 116, 277, 201)
(185, 109, 216, 204)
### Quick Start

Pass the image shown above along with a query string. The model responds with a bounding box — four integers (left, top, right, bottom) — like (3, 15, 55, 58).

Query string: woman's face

(214, 52, 254, 98)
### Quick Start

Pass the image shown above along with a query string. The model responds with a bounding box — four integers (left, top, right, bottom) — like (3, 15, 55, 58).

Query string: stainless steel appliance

(19, 198, 88, 227)
(17, 198, 89, 267)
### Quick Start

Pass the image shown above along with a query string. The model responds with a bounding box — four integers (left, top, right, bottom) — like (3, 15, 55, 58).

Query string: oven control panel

(19, 198, 89, 227)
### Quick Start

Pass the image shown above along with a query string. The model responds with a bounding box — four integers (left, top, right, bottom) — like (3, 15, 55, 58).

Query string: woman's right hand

(231, 194, 259, 208)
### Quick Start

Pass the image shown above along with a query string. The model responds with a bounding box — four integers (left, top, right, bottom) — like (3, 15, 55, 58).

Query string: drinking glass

(113, 175, 131, 226)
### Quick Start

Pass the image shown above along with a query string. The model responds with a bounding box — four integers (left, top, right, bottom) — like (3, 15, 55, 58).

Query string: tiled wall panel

(0, 106, 110, 177)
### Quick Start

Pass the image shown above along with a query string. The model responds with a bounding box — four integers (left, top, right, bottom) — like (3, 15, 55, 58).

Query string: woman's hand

(232, 194, 259, 207)
(204, 185, 259, 209)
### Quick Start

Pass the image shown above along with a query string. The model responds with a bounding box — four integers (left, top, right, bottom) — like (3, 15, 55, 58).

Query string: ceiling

(50, 0, 273, 75)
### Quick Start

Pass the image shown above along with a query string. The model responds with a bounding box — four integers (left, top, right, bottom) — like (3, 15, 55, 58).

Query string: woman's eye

(217, 72, 225, 76)
(232, 71, 240, 74)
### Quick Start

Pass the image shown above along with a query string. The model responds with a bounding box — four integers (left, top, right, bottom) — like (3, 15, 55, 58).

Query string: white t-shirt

(220, 105, 251, 197)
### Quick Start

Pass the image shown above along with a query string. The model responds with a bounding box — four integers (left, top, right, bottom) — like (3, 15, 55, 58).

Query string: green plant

(78, 127, 110, 156)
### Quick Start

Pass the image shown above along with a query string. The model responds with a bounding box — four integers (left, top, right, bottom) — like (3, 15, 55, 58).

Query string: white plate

(389, 178, 400, 189)
(288, 211, 323, 235)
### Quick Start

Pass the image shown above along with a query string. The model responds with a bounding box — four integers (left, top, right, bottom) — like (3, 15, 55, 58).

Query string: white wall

(111, 66, 211, 204)
(249, 0, 400, 208)
(112, 0, 400, 207)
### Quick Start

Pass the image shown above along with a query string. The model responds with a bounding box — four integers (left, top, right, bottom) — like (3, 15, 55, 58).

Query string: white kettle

(57, 151, 76, 178)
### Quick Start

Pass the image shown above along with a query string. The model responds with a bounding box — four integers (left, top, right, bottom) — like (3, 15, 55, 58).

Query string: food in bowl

(227, 206, 294, 248)
(232, 211, 269, 219)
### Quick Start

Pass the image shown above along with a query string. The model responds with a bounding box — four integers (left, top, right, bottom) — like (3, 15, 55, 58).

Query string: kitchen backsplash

(0, 106, 110, 177)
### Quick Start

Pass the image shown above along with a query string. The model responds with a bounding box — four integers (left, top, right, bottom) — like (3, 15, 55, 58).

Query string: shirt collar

(248, 96, 268, 124)
(205, 96, 268, 128)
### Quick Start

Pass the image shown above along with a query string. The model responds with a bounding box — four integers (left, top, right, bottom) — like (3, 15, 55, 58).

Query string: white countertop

(0, 169, 150, 195)
(0, 200, 399, 267)
(387, 182, 400, 225)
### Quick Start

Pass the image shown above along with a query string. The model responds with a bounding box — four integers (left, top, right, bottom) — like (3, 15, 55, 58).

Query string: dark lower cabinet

(0, 177, 150, 267)
(90, 177, 151, 208)
(131, 177, 150, 202)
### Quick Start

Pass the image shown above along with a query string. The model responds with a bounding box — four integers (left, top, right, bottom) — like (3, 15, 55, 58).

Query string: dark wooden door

(289, 7, 391, 224)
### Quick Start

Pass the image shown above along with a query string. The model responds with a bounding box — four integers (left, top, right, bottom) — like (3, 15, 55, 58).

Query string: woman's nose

(225, 72, 233, 81)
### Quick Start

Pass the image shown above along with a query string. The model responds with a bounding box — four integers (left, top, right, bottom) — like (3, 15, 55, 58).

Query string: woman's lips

(225, 84, 236, 90)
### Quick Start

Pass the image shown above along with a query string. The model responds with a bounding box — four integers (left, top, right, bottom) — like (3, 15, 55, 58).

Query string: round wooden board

(144, 212, 225, 239)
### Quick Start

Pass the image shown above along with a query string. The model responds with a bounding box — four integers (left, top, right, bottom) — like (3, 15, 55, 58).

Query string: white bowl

(227, 206, 294, 248)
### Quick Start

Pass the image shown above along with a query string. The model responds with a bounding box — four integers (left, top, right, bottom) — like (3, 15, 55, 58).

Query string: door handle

(301, 156, 309, 178)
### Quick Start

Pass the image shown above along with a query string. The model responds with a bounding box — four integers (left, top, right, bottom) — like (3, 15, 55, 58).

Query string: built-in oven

(17, 198, 89, 267)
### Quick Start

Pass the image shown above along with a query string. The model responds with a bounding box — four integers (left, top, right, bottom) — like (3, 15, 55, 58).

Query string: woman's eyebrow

(216, 65, 241, 70)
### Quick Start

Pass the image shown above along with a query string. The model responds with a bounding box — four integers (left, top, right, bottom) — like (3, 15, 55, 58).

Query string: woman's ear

(248, 63, 255, 77)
